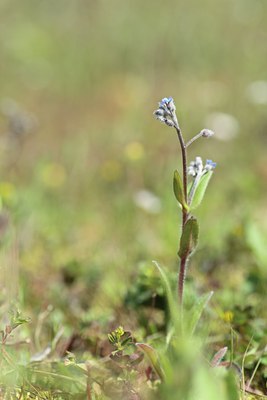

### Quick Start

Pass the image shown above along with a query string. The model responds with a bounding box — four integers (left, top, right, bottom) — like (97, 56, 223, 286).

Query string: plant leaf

(211, 347, 228, 367)
(186, 291, 213, 335)
(136, 343, 165, 381)
(152, 261, 179, 328)
(178, 217, 199, 259)
(173, 170, 189, 210)
(225, 371, 240, 400)
(190, 171, 213, 210)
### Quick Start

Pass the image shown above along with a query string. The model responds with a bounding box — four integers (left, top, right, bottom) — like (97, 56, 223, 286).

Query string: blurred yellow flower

(222, 310, 234, 323)
(124, 141, 144, 162)
(0, 182, 17, 205)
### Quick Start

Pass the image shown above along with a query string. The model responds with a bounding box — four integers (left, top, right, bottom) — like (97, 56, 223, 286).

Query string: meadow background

(0, 0, 267, 397)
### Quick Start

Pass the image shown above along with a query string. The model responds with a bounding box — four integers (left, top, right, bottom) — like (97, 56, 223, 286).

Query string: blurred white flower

(205, 112, 239, 141)
(246, 81, 267, 105)
(133, 190, 161, 214)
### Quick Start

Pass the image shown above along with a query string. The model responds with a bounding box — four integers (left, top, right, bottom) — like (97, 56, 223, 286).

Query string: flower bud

(165, 119, 175, 127)
(200, 129, 215, 138)
(167, 98, 176, 113)
(187, 156, 203, 177)
(154, 109, 165, 117)
(195, 156, 203, 167)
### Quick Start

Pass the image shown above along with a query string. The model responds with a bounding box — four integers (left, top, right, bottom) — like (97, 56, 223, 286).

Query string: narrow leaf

(190, 171, 213, 210)
(30, 346, 52, 362)
(136, 343, 165, 381)
(152, 261, 179, 328)
(211, 347, 228, 367)
(173, 170, 188, 210)
(178, 217, 199, 259)
(186, 291, 213, 335)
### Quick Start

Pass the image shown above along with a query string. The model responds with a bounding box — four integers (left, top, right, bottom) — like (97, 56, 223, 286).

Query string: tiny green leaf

(190, 171, 213, 210)
(108, 333, 116, 344)
(136, 343, 165, 381)
(178, 217, 199, 259)
(9, 309, 31, 331)
(173, 170, 189, 210)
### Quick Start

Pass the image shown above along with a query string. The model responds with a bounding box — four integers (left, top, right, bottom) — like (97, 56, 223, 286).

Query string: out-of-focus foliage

(0, 0, 267, 398)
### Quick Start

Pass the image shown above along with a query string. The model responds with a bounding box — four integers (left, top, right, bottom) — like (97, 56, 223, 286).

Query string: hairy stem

(174, 125, 189, 306)
(174, 127, 187, 202)
(178, 256, 188, 305)
(185, 132, 203, 148)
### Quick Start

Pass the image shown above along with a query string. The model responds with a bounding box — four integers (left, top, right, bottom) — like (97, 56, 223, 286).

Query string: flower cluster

(188, 157, 216, 178)
(153, 97, 178, 128)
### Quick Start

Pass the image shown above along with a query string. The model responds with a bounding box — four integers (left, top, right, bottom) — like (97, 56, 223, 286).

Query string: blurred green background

(0, 0, 267, 336)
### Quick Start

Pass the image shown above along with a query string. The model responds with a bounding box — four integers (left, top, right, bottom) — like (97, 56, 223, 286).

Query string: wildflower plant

(154, 97, 216, 307)
(144, 97, 230, 398)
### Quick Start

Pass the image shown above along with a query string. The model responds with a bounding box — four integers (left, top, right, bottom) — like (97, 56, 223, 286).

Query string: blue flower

(159, 97, 173, 108)
(203, 159, 217, 174)
(205, 159, 217, 169)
